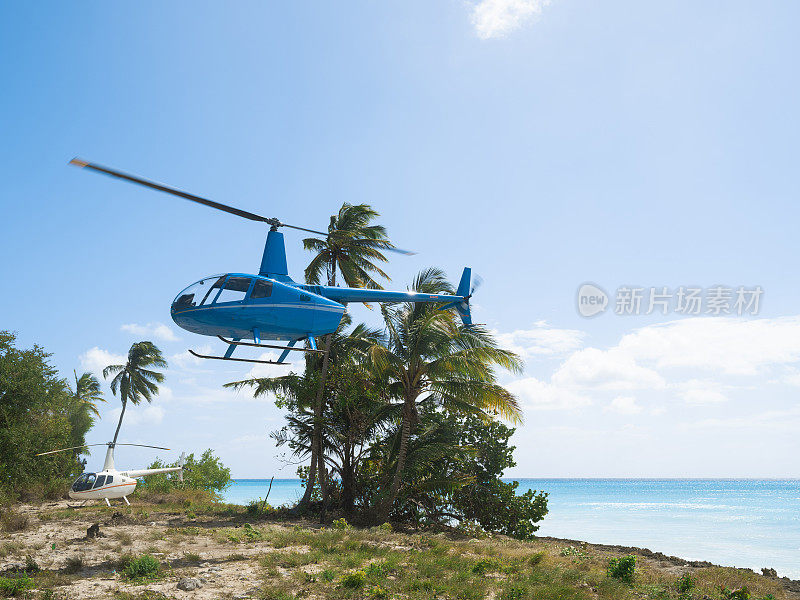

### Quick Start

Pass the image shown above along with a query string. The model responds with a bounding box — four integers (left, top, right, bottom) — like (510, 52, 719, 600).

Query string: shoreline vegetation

(0, 491, 797, 600)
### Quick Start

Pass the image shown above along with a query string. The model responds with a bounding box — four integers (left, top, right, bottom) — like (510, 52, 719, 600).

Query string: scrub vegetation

(0, 501, 791, 600)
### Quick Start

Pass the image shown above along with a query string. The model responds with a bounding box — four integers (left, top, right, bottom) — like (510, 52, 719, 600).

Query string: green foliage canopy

(0, 331, 92, 497)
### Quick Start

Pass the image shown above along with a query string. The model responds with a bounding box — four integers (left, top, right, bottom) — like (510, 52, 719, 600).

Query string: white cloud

(501, 314, 800, 415)
(121, 322, 179, 342)
(506, 376, 591, 410)
(79, 347, 126, 376)
(107, 404, 165, 427)
(170, 346, 213, 370)
(615, 317, 800, 376)
(552, 347, 666, 391)
(245, 352, 300, 380)
(471, 0, 551, 39)
(605, 396, 643, 415)
(493, 321, 584, 358)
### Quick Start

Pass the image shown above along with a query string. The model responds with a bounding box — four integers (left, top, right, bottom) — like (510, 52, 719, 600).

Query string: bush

(528, 552, 544, 567)
(331, 518, 352, 530)
(0, 574, 33, 597)
(607, 555, 636, 584)
(340, 571, 367, 589)
(722, 588, 751, 600)
(136, 449, 231, 497)
(122, 554, 160, 581)
(676, 573, 696, 593)
(472, 559, 500, 575)
(0, 511, 29, 533)
(370, 585, 388, 599)
(64, 556, 83, 574)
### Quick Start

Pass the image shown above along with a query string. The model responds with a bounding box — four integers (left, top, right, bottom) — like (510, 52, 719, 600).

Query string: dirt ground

(2, 499, 797, 600)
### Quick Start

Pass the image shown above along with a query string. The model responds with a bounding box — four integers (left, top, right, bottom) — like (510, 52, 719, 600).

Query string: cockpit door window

(93, 475, 107, 489)
(215, 277, 252, 303)
(250, 280, 273, 299)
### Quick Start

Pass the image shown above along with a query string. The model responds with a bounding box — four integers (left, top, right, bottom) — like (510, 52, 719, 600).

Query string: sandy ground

(2, 500, 290, 599)
(2, 499, 798, 600)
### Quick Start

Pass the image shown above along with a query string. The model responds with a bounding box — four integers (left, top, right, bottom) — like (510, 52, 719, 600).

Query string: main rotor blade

(281, 223, 334, 236)
(116, 443, 171, 451)
(69, 158, 272, 223)
(36, 443, 106, 456)
(70, 158, 416, 252)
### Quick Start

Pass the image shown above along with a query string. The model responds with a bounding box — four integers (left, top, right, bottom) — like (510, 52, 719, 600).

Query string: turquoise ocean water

(221, 478, 800, 579)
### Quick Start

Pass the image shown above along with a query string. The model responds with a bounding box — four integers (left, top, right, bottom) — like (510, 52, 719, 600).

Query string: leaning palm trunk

(316, 334, 333, 514)
(378, 399, 414, 522)
(296, 333, 333, 512)
(111, 397, 127, 445)
(297, 447, 318, 508)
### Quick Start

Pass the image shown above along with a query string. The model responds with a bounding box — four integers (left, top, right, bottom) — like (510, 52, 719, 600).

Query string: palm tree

(303, 203, 394, 289)
(103, 342, 167, 445)
(368, 268, 524, 522)
(300, 203, 394, 509)
(68, 371, 105, 418)
(226, 315, 383, 512)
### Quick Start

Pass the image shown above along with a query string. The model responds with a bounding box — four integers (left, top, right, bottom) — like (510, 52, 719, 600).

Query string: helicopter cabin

(71, 472, 114, 492)
(170, 273, 345, 342)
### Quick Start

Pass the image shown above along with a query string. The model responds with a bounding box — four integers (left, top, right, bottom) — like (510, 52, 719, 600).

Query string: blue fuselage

(170, 274, 346, 341)
(170, 272, 467, 342)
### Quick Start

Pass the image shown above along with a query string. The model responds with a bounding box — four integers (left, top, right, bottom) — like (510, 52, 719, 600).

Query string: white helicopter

(37, 443, 186, 507)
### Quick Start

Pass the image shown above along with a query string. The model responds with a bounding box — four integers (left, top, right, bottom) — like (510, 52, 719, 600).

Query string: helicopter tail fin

(444, 268, 473, 326)
(178, 452, 186, 483)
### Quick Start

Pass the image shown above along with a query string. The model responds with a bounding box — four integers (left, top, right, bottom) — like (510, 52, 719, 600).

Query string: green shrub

(722, 587, 751, 600)
(676, 573, 695, 593)
(23, 556, 38, 574)
(340, 571, 367, 589)
(242, 523, 264, 541)
(364, 562, 387, 577)
(499, 585, 527, 600)
(377, 522, 392, 533)
(607, 555, 636, 584)
(370, 585, 388, 599)
(0, 574, 33, 597)
(472, 558, 500, 575)
(321, 569, 336, 582)
(528, 552, 544, 566)
(122, 554, 160, 581)
(136, 449, 231, 496)
(332, 518, 352, 530)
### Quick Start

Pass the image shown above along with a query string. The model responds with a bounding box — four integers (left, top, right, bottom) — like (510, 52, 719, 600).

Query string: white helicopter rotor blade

(36, 443, 107, 456)
(115, 443, 171, 451)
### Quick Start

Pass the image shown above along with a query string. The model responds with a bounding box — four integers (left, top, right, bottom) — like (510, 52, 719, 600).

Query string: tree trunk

(342, 443, 354, 516)
(377, 397, 413, 522)
(111, 396, 127, 445)
(297, 447, 318, 510)
(316, 334, 333, 522)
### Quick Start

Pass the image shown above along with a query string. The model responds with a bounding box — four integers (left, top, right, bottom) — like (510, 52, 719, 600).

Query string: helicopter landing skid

(188, 349, 289, 365)
(217, 336, 325, 354)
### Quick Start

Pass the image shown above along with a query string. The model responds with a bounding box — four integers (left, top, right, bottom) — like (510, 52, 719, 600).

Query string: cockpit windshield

(173, 275, 226, 308)
(72, 473, 97, 492)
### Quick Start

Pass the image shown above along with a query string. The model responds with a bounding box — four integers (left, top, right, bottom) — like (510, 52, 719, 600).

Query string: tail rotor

(442, 267, 479, 326)
(178, 452, 186, 483)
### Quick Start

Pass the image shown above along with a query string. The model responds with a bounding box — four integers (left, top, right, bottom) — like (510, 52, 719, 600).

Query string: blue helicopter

(70, 159, 477, 365)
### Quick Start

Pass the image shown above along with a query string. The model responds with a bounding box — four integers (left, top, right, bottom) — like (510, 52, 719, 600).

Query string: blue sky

(2, 1, 799, 477)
